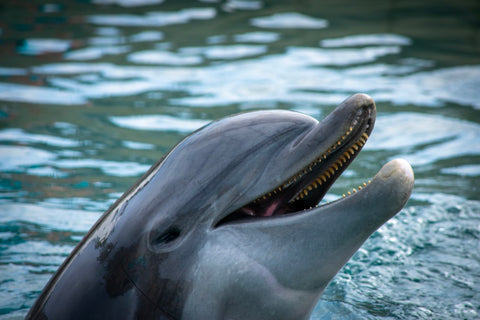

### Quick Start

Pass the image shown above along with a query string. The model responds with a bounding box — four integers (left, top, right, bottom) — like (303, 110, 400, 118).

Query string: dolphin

(27, 93, 414, 320)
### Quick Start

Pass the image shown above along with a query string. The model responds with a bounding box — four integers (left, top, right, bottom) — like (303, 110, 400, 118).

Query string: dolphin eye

(151, 227, 181, 247)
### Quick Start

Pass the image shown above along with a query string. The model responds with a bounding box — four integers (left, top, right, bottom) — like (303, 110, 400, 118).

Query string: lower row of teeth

(299, 180, 372, 210)
(342, 180, 371, 198)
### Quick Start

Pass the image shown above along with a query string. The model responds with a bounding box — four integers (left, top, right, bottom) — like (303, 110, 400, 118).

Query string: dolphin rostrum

(27, 93, 414, 319)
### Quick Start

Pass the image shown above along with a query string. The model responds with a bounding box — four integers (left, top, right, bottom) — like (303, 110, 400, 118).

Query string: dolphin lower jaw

(212, 159, 414, 296)
(301, 159, 415, 270)
(216, 96, 375, 226)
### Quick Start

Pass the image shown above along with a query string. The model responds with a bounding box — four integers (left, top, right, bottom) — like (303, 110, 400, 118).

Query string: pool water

(0, 0, 479, 319)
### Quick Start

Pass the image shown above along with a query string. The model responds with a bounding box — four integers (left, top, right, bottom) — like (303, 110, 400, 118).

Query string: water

(0, 0, 479, 318)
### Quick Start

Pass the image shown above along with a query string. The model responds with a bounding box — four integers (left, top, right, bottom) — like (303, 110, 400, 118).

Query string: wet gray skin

(27, 94, 414, 320)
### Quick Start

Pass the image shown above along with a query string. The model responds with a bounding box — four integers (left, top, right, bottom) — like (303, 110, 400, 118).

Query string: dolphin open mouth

(216, 99, 375, 226)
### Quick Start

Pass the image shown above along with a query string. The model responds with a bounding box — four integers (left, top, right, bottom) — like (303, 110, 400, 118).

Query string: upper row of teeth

(283, 127, 358, 189)
(293, 132, 368, 201)
(253, 128, 368, 203)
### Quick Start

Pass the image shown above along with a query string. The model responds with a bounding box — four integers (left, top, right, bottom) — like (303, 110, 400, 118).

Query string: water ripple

(87, 8, 216, 27)
(321, 196, 480, 320)
(0, 203, 100, 232)
(17, 39, 71, 56)
(7, 44, 477, 110)
(233, 31, 280, 43)
(92, 0, 165, 7)
(251, 12, 328, 29)
(110, 114, 210, 132)
(65, 45, 131, 61)
(0, 129, 80, 148)
(54, 159, 150, 177)
(320, 34, 412, 47)
(367, 113, 480, 166)
(180, 44, 267, 60)
(0, 146, 57, 172)
(0, 82, 86, 105)
(128, 50, 203, 65)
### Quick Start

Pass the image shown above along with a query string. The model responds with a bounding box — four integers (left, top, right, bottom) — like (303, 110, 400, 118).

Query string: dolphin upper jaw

(214, 93, 376, 225)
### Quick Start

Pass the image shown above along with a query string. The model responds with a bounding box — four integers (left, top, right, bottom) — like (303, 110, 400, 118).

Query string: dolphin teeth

(251, 124, 371, 208)
(339, 180, 370, 200)
(286, 127, 370, 206)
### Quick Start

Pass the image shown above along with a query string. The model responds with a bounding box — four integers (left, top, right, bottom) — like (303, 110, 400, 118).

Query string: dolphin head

(28, 94, 414, 320)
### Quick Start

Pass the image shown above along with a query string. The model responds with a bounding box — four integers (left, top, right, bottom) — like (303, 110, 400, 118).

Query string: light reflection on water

(368, 113, 480, 165)
(2, 55, 479, 109)
(0, 0, 479, 319)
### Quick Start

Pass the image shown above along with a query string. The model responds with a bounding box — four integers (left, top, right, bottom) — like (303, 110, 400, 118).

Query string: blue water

(1, 1, 479, 319)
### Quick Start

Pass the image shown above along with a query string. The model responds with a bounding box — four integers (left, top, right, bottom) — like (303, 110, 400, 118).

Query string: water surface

(0, 0, 479, 319)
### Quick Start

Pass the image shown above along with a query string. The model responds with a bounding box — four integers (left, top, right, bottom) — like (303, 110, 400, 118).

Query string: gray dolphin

(27, 93, 414, 320)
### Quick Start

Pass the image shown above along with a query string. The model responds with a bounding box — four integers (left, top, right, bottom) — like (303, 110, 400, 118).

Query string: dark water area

(0, 0, 479, 319)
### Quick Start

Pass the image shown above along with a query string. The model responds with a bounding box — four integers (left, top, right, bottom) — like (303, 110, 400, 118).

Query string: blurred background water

(0, 0, 479, 319)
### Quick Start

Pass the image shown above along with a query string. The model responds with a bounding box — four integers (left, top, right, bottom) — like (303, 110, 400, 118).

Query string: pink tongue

(259, 199, 283, 217)
(262, 202, 279, 216)
(238, 199, 286, 217)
